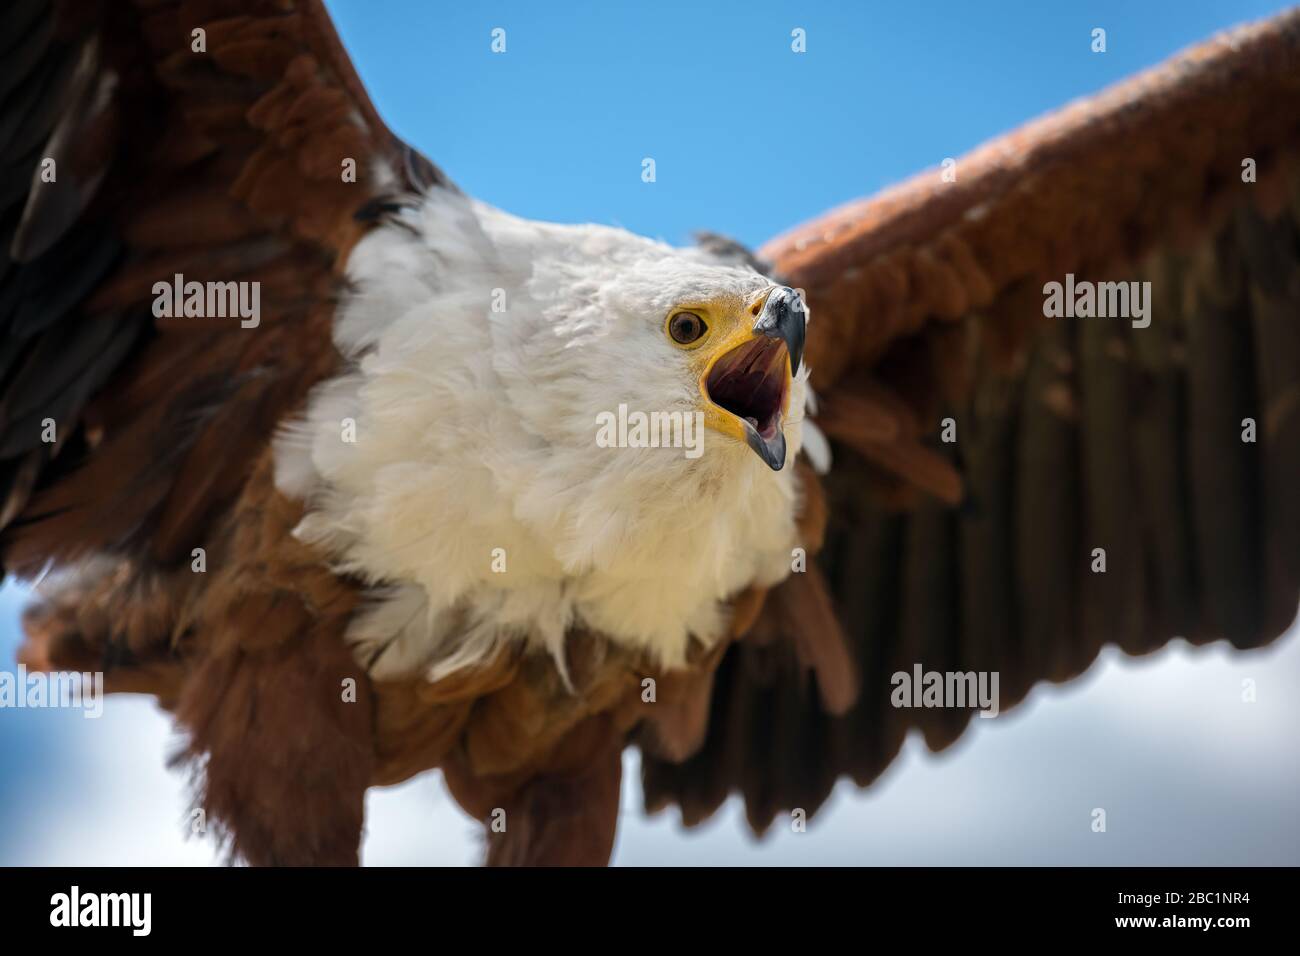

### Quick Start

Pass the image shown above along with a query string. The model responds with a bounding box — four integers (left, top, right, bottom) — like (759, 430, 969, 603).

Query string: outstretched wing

(642, 9, 1300, 831)
(0, 0, 440, 582)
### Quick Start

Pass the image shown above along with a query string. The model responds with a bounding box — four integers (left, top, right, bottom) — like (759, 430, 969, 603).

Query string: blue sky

(326, 0, 1294, 246)
(2, 1, 1298, 865)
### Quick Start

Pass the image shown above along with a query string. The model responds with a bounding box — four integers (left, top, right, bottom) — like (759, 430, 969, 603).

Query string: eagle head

(503, 229, 810, 476)
(672, 282, 806, 470)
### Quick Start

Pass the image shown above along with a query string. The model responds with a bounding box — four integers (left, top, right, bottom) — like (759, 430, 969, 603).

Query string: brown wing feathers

(645, 10, 1300, 834)
(768, 10, 1300, 383)
(1, 1, 450, 864)
(0, 0, 429, 579)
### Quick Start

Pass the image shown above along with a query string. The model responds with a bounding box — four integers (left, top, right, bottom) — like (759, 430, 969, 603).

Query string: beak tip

(744, 424, 787, 470)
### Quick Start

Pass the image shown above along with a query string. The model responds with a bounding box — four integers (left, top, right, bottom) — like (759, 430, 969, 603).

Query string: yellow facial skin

(663, 286, 793, 450)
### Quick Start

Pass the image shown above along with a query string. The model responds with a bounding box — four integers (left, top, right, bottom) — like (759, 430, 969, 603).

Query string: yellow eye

(667, 311, 707, 345)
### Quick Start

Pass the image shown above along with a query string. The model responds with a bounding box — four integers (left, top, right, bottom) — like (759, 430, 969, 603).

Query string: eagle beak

(753, 285, 806, 378)
(699, 286, 806, 471)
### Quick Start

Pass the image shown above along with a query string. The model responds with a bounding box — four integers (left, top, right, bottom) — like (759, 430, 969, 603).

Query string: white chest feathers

(273, 192, 807, 681)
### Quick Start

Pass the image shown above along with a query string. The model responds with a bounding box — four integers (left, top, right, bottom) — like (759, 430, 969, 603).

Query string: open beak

(700, 286, 806, 471)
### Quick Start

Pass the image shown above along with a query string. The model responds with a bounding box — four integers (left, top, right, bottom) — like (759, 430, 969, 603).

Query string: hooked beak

(753, 285, 805, 379)
(699, 286, 807, 471)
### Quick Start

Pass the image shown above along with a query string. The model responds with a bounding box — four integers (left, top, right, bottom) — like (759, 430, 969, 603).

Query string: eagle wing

(642, 8, 1300, 832)
(0, 0, 438, 581)
(2, 0, 479, 866)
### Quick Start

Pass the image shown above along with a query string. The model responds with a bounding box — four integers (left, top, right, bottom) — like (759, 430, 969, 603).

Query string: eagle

(4, 1, 1299, 866)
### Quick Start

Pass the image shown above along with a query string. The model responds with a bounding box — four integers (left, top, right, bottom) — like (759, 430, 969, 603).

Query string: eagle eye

(668, 311, 707, 345)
